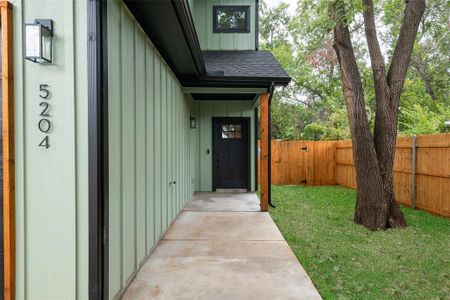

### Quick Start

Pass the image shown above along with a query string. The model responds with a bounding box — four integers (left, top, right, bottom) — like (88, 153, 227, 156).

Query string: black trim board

(268, 83, 275, 207)
(88, 0, 109, 299)
(255, 0, 259, 50)
(191, 93, 257, 101)
(181, 77, 290, 89)
(254, 107, 259, 191)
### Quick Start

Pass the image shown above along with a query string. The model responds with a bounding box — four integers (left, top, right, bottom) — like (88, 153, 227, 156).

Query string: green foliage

(398, 76, 450, 135)
(302, 123, 328, 141)
(260, 0, 449, 141)
(270, 185, 450, 299)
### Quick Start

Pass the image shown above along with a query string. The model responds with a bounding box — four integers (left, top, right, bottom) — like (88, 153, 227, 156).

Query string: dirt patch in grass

(269, 185, 450, 300)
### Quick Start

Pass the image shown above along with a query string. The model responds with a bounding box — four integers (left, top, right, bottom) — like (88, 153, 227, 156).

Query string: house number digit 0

(38, 84, 52, 149)
(38, 119, 52, 133)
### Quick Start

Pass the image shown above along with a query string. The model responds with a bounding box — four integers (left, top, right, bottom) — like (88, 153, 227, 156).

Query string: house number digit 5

(39, 84, 50, 99)
(38, 84, 52, 149)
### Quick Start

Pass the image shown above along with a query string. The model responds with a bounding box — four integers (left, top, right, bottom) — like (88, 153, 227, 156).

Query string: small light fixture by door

(25, 19, 53, 64)
(190, 116, 196, 129)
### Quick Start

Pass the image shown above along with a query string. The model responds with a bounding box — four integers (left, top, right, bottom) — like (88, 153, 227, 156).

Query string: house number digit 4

(38, 84, 52, 149)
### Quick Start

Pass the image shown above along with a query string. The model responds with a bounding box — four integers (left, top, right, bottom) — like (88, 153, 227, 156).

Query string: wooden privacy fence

(259, 133, 450, 217)
(257, 140, 336, 185)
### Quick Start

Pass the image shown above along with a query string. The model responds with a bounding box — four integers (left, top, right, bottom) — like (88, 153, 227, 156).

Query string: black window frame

(213, 5, 251, 33)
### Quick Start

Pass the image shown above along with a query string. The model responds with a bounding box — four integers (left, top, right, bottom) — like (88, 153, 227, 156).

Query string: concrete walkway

(123, 193, 322, 300)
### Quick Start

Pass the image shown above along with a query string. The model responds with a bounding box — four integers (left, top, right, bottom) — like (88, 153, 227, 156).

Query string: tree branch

(362, 0, 386, 77)
(387, 0, 426, 99)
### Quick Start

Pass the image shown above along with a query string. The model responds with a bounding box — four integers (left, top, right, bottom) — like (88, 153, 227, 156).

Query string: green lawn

(269, 185, 450, 300)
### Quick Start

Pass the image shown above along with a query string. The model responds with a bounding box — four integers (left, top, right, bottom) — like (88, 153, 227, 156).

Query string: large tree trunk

(332, 0, 426, 230)
(332, 2, 388, 230)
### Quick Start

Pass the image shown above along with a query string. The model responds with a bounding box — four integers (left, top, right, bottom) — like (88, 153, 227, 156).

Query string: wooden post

(1, 2, 15, 299)
(259, 93, 269, 211)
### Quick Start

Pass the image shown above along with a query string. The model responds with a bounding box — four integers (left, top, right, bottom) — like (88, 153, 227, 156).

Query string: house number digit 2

(38, 84, 51, 149)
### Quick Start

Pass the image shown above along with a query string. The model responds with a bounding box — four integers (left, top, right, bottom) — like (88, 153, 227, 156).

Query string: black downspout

(254, 107, 258, 192)
(88, 0, 109, 299)
(255, 0, 259, 50)
(268, 82, 275, 208)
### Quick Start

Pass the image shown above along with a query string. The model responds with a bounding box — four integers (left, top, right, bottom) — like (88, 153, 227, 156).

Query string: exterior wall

(190, 100, 256, 192)
(107, 2, 195, 298)
(189, 0, 195, 15)
(11, 0, 89, 298)
(192, 0, 256, 50)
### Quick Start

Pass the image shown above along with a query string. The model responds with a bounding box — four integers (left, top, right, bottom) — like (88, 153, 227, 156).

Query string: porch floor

(122, 192, 321, 300)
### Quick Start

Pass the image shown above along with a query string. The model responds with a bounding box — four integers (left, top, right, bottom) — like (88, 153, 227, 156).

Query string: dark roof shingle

(202, 50, 291, 85)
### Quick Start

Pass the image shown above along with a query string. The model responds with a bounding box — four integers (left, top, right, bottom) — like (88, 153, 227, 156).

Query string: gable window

(213, 6, 250, 33)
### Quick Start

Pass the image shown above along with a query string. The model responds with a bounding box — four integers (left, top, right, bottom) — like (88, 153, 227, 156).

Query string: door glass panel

(222, 125, 242, 139)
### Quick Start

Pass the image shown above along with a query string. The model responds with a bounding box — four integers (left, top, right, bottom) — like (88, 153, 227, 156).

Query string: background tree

(259, 0, 449, 142)
(331, 0, 425, 229)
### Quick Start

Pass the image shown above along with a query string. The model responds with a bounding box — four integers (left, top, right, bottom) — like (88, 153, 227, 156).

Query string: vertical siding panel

(171, 79, 177, 215)
(120, 5, 136, 283)
(174, 86, 178, 212)
(214, 101, 227, 116)
(161, 67, 168, 231)
(178, 84, 182, 209)
(228, 101, 242, 117)
(178, 90, 183, 209)
(153, 55, 162, 241)
(12, 0, 25, 297)
(192, 101, 201, 192)
(22, 1, 77, 297)
(145, 45, 156, 250)
(172, 78, 177, 219)
(135, 27, 147, 264)
(242, 103, 255, 191)
(166, 73, 171, 220)
(75, 0, 89, 297)
(207, 1, 220, 49)
(14, 0, 90, 297)
(186, 98, 191, 199)
(107, 0, 123, 296)
(199, 102, 214, 191)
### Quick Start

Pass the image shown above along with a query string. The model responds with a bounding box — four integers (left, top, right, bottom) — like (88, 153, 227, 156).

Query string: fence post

(411, 135, 417, 209)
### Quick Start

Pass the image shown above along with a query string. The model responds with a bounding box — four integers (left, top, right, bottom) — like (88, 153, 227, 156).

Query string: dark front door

(213, 117, 250, 191)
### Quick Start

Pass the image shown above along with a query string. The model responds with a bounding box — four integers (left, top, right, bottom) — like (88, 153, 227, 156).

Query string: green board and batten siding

(11, 0, 89, 298)
(192, 0, 256, 50)
(107, 2, 195, 298)
(9, 0, 257, 298)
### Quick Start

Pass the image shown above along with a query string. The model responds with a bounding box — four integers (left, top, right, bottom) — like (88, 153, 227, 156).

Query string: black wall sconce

(25, 19, 53, 64)
(190, 116, 197, 129)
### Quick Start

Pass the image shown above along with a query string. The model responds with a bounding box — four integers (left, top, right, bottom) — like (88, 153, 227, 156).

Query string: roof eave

(124, 0, 205, 78)
(181, 76, 291, 89)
